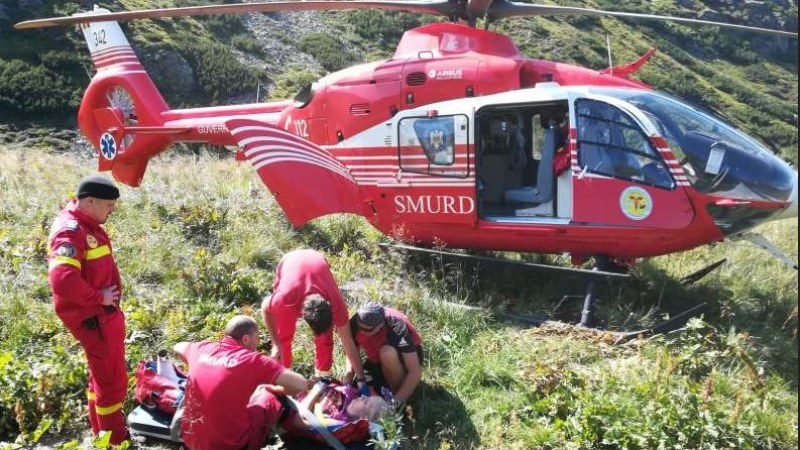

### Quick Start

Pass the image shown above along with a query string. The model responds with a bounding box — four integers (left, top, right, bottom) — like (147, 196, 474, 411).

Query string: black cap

(357, 301, 385, 327)
(77, 175, 120, 200)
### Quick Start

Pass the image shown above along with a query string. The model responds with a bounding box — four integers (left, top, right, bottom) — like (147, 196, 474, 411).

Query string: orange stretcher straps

(85, 245, 111, 260)
(95, 401, 123, 416)
(49, 256, 81, 270)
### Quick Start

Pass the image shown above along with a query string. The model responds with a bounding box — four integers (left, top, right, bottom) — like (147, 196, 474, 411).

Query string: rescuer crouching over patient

(174, 315, 310, 450)
(261, 249, 367, 386)
(347, 301, 423, 404)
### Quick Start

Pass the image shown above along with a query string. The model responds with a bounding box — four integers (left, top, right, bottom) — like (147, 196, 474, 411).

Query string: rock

(139, 47, 197, 99)
(240, 11, 325, 72)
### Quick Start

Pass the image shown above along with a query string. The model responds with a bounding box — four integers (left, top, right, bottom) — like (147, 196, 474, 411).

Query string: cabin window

(397, 115, 469, 178)
(293, 84, 315, 108)
(576, 99, 674, 189)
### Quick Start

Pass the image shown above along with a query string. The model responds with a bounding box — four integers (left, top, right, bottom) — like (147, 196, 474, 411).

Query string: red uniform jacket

(266, 249, 349, 371)
(47, 200, 122, 329)
(180, 337, 287, 450)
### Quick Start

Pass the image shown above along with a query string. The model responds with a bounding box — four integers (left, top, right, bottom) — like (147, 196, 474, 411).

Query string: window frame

(576, 99, 675, 190)
(397, 114, 471, 179)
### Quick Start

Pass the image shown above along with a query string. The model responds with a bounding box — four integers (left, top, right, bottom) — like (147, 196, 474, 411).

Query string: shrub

(231, 34, 266, 57)
(0, 58, 78, 116)
(173, 201, 228, 248)
(180, 249, 264, 308)
(297, 33, 357, 73)
(347, 10, 424, 45)
(268, 67, 322, 101)
(176, 38, 262, 104)
(0, 345, 86, 442)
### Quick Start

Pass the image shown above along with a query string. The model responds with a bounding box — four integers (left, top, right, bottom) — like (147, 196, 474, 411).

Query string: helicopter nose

(772, 171, 798, 220)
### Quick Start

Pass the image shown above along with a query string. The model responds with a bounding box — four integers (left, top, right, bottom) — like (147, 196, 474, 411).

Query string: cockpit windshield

(590, 88, 795, 203)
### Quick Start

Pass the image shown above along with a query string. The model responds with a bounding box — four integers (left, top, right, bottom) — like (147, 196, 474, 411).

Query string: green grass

(0, 148, 797, 449)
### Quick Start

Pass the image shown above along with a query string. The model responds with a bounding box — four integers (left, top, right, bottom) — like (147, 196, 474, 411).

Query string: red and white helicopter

(17, 1, 798, 326)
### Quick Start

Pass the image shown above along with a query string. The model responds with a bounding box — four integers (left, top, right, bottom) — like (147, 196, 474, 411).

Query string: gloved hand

(358, 381, 371, 397)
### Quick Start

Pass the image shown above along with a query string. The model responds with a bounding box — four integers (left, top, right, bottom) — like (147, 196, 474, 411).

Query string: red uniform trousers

(244, 389, 293, 450)
(67, 310, 128, 444)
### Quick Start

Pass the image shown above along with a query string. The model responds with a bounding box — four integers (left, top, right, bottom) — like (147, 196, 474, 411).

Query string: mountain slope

(1, 1, 797, 161)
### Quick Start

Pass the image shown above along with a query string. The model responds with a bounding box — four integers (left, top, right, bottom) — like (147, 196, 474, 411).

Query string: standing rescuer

(46, 175, 128, 445)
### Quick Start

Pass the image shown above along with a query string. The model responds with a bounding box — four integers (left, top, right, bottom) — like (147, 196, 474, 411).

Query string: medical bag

(133, 355, 186, 415)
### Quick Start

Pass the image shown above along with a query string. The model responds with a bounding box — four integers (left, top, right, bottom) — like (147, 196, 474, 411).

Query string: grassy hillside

(0, 147, 796, 449)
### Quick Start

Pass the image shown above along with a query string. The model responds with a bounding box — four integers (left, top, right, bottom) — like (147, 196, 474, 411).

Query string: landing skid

(435, 299, 706, 343)
(610, 302, 707, 342)
(577, 257, 709, 330)
(679, 258, 727, 285)
(579, 254, 628, 327)
(382, 243, 703, 337)
(379, 243, 630, 281)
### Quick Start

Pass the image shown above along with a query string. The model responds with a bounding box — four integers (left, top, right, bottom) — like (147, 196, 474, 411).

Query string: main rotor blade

(489, 1, 798, 38)
(14, 0, 451, 29)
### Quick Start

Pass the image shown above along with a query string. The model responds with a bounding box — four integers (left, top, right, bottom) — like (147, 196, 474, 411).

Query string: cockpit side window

(397, 114, 470, 178)
(576, 99, 674, 189)
(589, 87, 796, 202)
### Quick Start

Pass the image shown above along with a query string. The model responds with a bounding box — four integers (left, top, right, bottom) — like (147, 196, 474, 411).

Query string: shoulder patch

(55, 244, 77, 258)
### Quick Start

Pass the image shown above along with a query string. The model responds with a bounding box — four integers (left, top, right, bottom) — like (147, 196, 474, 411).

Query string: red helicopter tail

(226, 118, 374, 227)
(76, 7, 182, 187)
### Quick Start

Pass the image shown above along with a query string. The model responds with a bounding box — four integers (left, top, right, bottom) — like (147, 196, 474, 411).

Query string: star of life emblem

(100, 132, 117, 160)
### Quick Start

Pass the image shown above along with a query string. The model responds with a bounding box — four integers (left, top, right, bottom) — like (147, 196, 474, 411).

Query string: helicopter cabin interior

(475, 101, 572, 222)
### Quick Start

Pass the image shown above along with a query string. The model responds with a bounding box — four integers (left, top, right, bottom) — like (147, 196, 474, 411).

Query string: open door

(474, 101, 571, 221)
(227, 119, 373, 227)
(568, 93, 694, 228)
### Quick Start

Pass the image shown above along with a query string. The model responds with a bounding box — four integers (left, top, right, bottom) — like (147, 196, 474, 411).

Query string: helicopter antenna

(606, 34, 613, 72)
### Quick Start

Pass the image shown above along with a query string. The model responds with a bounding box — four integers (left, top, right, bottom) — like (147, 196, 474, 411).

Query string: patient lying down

(268, 380, 392, 445)
(300, 381, 390, 424)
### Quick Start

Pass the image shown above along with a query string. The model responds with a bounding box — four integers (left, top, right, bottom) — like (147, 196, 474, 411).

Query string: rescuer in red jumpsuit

(262, 249, 366, 384)
(46, 175, 128, 445)
(174, 315, 310, 450)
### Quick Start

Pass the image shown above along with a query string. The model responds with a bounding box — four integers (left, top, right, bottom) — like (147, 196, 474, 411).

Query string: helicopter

(16, 1, 798, 327)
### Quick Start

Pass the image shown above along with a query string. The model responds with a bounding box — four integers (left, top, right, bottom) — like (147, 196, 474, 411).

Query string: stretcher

(127, 405, 182, 442)
(126, 404, 391, 449)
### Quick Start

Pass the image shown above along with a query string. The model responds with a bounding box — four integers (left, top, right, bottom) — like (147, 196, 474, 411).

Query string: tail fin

(76, 7, 172, 187)
(599, 48, 657, 79)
